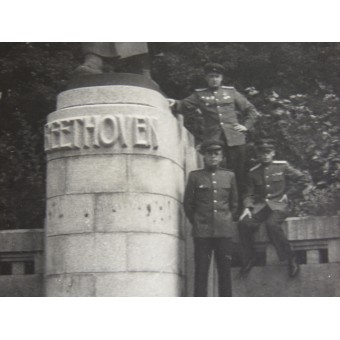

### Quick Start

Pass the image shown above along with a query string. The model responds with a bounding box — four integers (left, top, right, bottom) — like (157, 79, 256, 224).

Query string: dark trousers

(225, 144, 247, 196)
(194, 237, 232, 297)
(215, 133, 248, 199)
(221, 143, 247, 215)
(238, 205, 293, 262)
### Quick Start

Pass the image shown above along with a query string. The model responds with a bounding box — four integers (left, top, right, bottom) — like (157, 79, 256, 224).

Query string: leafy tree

(0, 43, 79, 229)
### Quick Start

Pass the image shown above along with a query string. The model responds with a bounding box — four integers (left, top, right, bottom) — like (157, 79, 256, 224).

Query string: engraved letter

(149, 118, 159, 150)
(98, 116, 118, 147)
(59, 120, 73, 149)
(133, 117, 150, 148)
(50, 121, 61, 150)
(116, 116, 128, 148)
(72, 118, 83, 149)
(83, 116, 100, 148)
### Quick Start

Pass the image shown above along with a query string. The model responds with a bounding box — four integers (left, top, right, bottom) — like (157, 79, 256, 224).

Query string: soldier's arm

(233, 89, 259, 130)
(183, 172, 196, 226)
(174, 92, 200, 115)
(229, 173, 239, 219)
(284, 163, 309, 198)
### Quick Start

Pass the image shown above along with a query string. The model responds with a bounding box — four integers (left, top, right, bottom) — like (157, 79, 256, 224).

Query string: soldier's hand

(279, 194, 288, 203)
(239, 208, 252, 221)
(168, 99, 176, 107)
(233, 123, 248, 132)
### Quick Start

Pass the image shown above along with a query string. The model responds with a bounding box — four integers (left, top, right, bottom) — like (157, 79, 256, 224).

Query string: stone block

(128, 156, 184, 201)
(46, 274, 96, 297)
(286, 216, 340, 240)
(0, 275, 43, 297)
(45, 235, 68, 274)
(56, 86, 169, 111)
(95, 272, 183, 297)
(0, 229, 43, 252)
(328, 239, 340, 262)
(46, 158, 67, 197)
(34, 252, 44, 274)
(46, 194, 95, 236)
(95, 193, 181, 236)
(45, 233, 127, 275)
(66, 155, 128, 194)
(127, 233, 182, 274)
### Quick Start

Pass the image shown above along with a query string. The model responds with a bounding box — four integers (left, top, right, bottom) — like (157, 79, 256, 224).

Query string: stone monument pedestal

(44, 74, 192, 296)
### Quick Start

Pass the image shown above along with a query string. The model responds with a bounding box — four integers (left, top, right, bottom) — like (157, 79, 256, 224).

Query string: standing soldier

(169, 62, 259, 213)
(238, 139, 308, 277)
(184, 139, 238, 297)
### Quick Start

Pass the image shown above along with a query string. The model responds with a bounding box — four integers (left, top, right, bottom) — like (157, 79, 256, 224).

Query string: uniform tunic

(243, 160, 308, 213)
(239, 160, 308, 262)
(177, 86, 258, 146)
(184, 168, 238, 238)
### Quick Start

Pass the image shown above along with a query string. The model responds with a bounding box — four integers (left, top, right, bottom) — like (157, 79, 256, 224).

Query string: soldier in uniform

(184, 139, 238, 297)
(75, 42, 151, 78)
(169, 63, 259, 213)
(238, 139, 308, 277)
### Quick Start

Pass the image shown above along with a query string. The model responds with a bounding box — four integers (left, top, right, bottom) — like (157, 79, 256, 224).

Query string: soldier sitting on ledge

(238, 139, 308, 278)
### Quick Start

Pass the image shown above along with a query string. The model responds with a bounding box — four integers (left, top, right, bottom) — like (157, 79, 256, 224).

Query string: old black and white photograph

(1, 41, 339, 297)
(0, 1, 339, 339)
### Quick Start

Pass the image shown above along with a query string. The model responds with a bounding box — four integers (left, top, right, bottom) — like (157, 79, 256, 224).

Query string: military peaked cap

(200, 139, 225, 153)
(256, 138, 276, 151)
(204, 62, 225, 75)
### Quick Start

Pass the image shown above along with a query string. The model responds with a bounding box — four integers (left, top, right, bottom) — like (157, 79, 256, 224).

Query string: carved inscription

(45, 115, 158, 152)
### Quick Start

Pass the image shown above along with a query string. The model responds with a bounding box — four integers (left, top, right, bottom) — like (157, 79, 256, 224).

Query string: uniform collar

(204, 165, 220, 173)
(208, 86, 221, 92)
(261, 161, 274, 169)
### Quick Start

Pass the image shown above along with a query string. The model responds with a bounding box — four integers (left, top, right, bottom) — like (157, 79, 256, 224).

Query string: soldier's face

(259, 150, 275, 164)
(203, 149, 223, 167)
(205, 73, 223, 88)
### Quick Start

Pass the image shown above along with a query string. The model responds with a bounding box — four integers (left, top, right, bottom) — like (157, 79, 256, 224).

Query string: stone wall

(44, 74, 199, 297)
(0, 208, 339, 297)
(205, 216, 340, 297)
(0, 229, 44, 297)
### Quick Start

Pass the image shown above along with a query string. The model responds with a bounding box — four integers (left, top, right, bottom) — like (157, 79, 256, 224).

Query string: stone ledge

(67, 73, 162, 93)
(0, 229, 44, 252)
(230, 215, 340, 243)
(0, 274, 43, 297)
(231, 262, 340, 297)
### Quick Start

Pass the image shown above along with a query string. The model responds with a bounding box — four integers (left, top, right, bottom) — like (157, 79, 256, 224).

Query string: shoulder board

(273, 161, 287, 164)
(191, 168, 204, 173)
(217, 168, 234, 173)
(221, 86, 234, 89)
(250, 164, 261, 172)
(194, 88, 208, 92)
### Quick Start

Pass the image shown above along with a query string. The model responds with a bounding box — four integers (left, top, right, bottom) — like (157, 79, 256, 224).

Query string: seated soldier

(238, 139, 308, 277)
